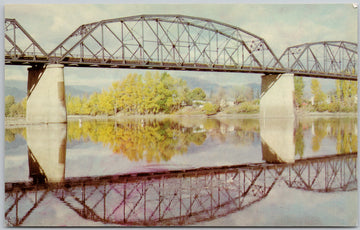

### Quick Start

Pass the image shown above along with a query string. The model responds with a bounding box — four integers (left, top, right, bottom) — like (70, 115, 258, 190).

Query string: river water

(4, 116, 358, 226)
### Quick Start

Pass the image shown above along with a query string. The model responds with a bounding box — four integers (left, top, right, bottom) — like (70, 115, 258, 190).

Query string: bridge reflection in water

(5, 126, 357, 226)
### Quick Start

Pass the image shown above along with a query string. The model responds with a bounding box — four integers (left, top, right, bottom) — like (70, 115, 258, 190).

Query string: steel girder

(3, 17, 358, 80)
(47, 14, 283, 72)
(5, 153, 357, 226)
(279, 41, 358, 80)
(4, 18, 48, 65)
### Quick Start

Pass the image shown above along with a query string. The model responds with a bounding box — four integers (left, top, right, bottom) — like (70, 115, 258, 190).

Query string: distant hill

(178, 75, 261, 99)
(5, 86, 27, 101)
(5, 80, 101, 100)
(177, 75, 223, 93)
(65, 85, 100, 97)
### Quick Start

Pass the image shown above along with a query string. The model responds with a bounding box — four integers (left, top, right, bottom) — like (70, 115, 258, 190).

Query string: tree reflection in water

(5, 117, 358, 162)
(309, 118, 357, 154)
(67, 119, 208, 162)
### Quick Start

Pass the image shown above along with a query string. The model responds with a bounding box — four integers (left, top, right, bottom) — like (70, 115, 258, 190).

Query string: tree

(189, 87, 206, 101)
(212, 87, 227, 107)
(5, 95, 15, 117)
(294, 77, 305, 107)
(311, 79, 327, 106)
(9, 102, 25, 117)
(203, 102, 219, 115)
(98, 90, 114, 115)
(232, 85, 253, 105)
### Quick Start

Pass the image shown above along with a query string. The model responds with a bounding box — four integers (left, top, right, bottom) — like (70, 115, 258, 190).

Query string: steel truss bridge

(5, 153, 357, 226)
(4, 15, 358, 80)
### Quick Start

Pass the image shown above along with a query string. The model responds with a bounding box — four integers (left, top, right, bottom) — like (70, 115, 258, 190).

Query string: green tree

(295, 122, 305, 157)
(311, 79, 327, 108)
(203, 102, 219, 115)
(294, 77, 305, 107)
(9, 102, 25, 117)
(5, 95, 15, 117)
(189, 87, 206, 101)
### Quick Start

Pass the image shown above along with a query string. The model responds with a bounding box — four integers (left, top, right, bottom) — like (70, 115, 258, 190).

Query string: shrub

(203, 102, 219, 115)
(224, 101, 259, 114)
(316, 103, 328, 112)
(328, 102, 340, 112)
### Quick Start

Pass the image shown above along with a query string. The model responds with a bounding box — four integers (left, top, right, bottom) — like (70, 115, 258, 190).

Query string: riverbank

(5, 111, 358, 128)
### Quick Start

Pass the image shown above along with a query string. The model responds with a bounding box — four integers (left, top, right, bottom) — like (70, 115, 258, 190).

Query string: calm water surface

(4, 116, 358, 226)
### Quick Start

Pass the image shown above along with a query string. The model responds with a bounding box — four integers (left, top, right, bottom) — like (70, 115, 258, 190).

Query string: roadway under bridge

(4, 15, 358, 122)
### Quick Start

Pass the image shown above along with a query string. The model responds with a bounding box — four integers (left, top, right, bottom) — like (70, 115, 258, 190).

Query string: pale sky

(3, 2, 359, 91)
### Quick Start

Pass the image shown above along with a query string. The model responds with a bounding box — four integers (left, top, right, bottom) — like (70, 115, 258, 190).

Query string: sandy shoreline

(5, 112, 358, 128)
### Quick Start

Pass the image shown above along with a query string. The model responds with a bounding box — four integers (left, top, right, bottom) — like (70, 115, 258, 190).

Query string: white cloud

(4, 66, 28, 81)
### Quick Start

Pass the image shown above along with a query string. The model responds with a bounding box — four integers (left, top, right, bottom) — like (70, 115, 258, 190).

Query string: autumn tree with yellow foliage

(66, 71, 194, 115)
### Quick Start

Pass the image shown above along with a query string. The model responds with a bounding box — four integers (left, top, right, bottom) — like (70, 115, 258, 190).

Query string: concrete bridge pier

(27, 124, 67, 183)
(260, 73, 296, 163)
(26, 64, 67, 124)
(260, 73, 296, 118)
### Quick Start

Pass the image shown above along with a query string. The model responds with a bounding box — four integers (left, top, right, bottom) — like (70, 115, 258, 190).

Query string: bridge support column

(26, 64, 67, 124)
(261, 118, 295, 163)
(27, 124, 67, 183)
(260, 73, 296, 118)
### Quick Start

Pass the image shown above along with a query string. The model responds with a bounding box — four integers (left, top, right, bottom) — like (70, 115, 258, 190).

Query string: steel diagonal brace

(80, 42, 100, 60)
(122, 21, 152, 62)
(308, 48, 325, 73)
(143, 19, 173, 62)
(88, 33, 115, 61)
(48, 22, 102, 62)
(103, 24, 134, 60)
(344, 51, 357, 73)
(8, 19, 48, 57)
(289, 45, 308, 71)
(157, 20, 185, 64)
(192, 30, 217, 66)
(4, 34, 24, 56)
(179, 20, 223, 64)
(324, 45, 342, 73)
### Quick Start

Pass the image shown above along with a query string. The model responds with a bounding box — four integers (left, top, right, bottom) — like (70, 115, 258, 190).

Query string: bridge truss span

(47, 14, 283, 73)
(279, 41, 358, 80)
(4, 17, 358, 79)
(5, 18, 48, 65)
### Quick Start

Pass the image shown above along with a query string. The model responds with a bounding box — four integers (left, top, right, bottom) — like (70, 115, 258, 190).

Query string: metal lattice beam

(4, 18, 48, 64)
(3, 17, 358, 80)
(46, 14, 283, 73)
(279, 41, 358, 80)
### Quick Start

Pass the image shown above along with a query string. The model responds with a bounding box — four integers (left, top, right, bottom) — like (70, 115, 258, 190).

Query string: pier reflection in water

(4, 117, 358, 226)
(27, 124, 67, 183)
